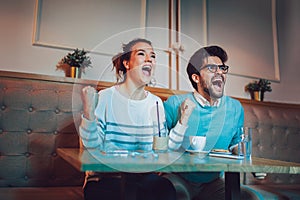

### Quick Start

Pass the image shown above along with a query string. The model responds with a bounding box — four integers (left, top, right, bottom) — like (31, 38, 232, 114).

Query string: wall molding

(32, 0, 147, 57)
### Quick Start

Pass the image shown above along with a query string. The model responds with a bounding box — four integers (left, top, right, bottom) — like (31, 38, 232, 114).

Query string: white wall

(0, 0, 299, 104)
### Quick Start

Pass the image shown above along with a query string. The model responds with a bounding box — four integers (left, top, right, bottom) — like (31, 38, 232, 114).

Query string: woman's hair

(186, 45, 228, 90)
(112, 38, 152, 83)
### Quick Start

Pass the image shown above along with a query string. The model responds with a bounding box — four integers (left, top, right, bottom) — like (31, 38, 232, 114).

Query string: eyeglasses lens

(207, 65, 229, 74)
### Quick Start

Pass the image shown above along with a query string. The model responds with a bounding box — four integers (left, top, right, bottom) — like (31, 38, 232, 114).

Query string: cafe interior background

(0, 0, 299, 104)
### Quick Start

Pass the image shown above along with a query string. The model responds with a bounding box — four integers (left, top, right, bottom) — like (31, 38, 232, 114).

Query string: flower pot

(250, 91, 261, 101)
(250, 91, 265, 101)
(253, 91, 261, 101)
(70, 66, 82, 78)
(260, 91, 265, 101)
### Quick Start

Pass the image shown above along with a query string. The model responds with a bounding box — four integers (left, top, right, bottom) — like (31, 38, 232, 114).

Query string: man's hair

(186, 45, 228, 90)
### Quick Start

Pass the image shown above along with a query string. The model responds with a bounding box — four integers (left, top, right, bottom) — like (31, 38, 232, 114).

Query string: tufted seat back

(0, 72, 86, 187)
(1, 71, 299, 189)
(240, 99, 300, 185)
(0, 71, 184, 188)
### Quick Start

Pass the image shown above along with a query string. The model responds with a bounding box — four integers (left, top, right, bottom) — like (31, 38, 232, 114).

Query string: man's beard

(200, 78, 224, 99)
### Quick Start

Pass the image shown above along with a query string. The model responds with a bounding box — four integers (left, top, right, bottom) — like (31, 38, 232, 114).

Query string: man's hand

(179, 98, 196, 126)
(231, 145, 239, 155)
(82, 86, 97, 121)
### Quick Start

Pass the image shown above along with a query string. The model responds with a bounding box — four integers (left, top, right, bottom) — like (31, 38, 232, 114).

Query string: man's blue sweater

(164, 92, 244, 183)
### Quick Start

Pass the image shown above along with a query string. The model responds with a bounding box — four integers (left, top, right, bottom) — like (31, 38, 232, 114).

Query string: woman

(79, 38, 176, 200)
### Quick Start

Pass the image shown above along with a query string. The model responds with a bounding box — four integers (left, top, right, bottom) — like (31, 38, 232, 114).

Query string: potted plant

(257, 79, 272, 101)
(245, 79, 272, 101)
(245, 80, 260, 101)
(56, 48, 92, 78)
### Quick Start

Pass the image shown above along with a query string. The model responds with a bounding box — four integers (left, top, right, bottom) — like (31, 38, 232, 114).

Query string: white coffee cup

(189, 136, 206, 151)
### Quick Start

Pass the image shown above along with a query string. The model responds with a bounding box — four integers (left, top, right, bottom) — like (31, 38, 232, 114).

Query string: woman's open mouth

(142, 65, 152, 76)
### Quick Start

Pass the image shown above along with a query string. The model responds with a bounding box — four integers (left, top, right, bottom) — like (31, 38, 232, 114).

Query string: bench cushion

(0, 186, 84, 200)
(0, 75, 85, 187)
(241, 184, 300, 200)
(240, 100, 300, 185)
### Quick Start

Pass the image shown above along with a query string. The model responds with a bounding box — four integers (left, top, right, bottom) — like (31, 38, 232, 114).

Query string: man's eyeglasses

(200, 64, 229, 74)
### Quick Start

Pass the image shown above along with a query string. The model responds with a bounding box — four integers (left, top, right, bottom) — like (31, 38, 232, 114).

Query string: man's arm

(165, 97, 196, 150)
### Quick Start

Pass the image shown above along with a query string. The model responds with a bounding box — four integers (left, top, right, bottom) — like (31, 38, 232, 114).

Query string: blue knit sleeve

(163, 95, 181, 130)
(229, 100, 245, 148)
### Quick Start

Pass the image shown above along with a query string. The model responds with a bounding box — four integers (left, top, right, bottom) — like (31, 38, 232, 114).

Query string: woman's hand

(82, 86, 97, 121)
(179, 98, 196, 126)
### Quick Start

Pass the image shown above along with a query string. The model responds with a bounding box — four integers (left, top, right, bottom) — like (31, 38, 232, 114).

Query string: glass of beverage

(238, 127, 252, 159)
(153, 121, 169, 152)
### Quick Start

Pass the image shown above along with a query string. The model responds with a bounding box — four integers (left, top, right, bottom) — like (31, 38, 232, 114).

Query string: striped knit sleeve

(79, 115, 104, 149)
(79, 89, 109, 150)
(168, 121, 187, 150)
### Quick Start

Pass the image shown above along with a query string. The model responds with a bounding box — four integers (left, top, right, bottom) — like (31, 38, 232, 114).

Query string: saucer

(210, 149, 232, 155)
(209, 152, 244, 160)
(186, 149, 209, 154)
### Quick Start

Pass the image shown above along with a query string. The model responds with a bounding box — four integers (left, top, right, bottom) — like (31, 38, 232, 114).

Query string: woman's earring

(117, 71, 125, 83)
(148, 77, 156, 87)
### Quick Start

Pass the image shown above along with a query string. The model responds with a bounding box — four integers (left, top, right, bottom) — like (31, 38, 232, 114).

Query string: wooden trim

(1, 70, 299, 108)
(0, 70, 186, 101)
(233, 97, 300, 109)
(168, 0, 173, 89)
(0, 70, 102, 86)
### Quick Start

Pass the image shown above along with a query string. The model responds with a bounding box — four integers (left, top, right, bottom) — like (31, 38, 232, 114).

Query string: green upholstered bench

(239, 99, 300, 199)
(1, 70, 299, 200)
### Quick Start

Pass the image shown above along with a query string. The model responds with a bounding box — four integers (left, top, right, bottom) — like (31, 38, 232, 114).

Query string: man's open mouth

(212, 78, 224, 89)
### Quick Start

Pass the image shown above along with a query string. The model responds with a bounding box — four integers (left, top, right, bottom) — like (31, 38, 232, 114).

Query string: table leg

(121, 173, 126, 200)
(225, 172, 241, 200)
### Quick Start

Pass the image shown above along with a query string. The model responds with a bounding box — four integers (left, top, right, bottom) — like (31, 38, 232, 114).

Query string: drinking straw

(156, 101, 161, 137)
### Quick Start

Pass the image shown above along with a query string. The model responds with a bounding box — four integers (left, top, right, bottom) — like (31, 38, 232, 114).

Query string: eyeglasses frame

(199, 64, 229, 74)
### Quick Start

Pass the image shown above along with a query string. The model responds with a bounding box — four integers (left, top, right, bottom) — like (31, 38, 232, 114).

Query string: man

(164, 45, 244, 200)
